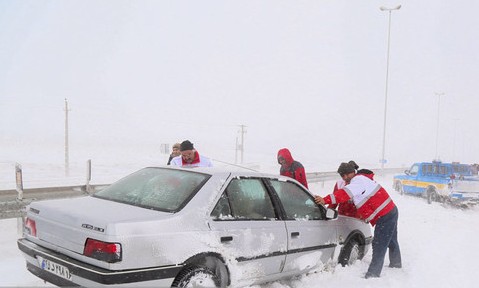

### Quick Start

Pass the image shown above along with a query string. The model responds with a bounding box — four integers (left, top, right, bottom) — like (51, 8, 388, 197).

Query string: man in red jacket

(314, 162, 402, 278)
(277, 148, 308, 188)
(328, 160, 361, 217)
(329, 160, 377, 217)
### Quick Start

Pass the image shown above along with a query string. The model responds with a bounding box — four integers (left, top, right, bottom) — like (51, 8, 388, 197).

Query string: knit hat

(337, 162, 355, 175)
(180, 140, 194, 151)
(348, 160, 359, 170)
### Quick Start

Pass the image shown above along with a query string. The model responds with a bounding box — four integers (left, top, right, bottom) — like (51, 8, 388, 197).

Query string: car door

(403, 163, 421, 194)
(268, 179, 338, 274)
(208, 178, 288, 283)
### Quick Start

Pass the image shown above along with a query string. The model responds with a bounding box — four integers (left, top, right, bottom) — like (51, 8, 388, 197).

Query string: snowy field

(1, 168, 478, 288)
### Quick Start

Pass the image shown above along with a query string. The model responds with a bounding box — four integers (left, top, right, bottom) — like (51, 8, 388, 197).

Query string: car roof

(146, 165, 285, 181)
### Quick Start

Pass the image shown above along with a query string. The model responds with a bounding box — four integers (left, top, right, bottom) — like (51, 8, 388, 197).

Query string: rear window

(93, 168, 210, 212)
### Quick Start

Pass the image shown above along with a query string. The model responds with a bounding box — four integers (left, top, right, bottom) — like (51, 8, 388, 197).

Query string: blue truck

(393, 160, 479, 205)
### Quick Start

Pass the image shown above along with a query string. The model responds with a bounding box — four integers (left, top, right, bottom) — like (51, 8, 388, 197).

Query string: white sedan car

(18, 166, 372, 287)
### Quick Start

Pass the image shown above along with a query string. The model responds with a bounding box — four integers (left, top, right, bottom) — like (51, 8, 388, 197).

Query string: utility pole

(64, 98, 70, 176)
(238, 125, 247, 164)
(235, 136, 238, 164)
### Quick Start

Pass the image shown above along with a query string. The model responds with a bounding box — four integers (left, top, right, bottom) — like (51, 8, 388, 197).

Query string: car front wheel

(397, 182, 404, 195)
(172, 266, 220, 288)
(339, 239, 361, 267)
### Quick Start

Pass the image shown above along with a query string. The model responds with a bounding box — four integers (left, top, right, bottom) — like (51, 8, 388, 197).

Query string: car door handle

(221, 236, 233, 243)
(291, 232, 300, 238)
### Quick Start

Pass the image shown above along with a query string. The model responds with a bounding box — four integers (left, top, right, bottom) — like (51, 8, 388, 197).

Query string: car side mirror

(326, 208, 338, 220)
(404, 170, 410, 175)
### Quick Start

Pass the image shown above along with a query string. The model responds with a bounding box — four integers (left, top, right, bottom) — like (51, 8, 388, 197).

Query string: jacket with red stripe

(328, 179, 358, 218)
(278, 148, 308, 188)
(323, 173, 395, 226)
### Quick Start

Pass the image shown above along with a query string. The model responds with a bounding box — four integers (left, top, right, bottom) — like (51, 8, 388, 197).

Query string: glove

(314, 195, 325, 205)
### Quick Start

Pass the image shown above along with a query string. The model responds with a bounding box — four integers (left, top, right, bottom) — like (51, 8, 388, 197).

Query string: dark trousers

(367, 206, 402, 277)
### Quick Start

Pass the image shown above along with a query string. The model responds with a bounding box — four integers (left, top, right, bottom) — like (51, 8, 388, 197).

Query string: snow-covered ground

(1, 169, 478, 287)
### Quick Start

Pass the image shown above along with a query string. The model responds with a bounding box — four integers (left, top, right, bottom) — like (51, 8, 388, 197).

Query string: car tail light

(24, 217, 37, 237)
(83, 238, 122, 263)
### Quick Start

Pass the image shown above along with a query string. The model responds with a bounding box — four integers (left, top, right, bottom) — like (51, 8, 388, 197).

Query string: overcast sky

(1, 0, 478, 171)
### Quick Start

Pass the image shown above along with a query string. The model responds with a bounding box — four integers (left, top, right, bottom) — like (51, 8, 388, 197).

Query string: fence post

(15, 163, 24, 201)
(86, 159, 92, 194)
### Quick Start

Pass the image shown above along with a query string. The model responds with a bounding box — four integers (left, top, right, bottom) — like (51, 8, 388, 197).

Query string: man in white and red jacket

(171, 140, 213, 168)
(314, 162, 402, 278)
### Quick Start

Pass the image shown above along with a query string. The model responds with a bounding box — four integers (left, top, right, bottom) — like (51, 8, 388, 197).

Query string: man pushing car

(314, 162, 402, 278)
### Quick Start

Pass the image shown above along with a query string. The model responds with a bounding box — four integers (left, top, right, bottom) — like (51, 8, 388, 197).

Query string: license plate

(37, 256, 72, 281)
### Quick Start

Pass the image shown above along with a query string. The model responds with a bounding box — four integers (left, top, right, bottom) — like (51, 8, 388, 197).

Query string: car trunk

(27, 196, 172, 255)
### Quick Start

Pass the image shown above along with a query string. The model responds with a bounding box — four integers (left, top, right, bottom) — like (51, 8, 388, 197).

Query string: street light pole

(453, 118, 459, 161)
(379, 4, 401, 171)
(435, 92, 445, 161)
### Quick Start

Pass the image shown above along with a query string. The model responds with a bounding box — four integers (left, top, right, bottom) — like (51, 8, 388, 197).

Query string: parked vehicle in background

(18, 166, 372, 288)
(393, 160, 479, 205)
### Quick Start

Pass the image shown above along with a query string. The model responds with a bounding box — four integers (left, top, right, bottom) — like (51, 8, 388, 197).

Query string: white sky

(1, 0, 479, 171)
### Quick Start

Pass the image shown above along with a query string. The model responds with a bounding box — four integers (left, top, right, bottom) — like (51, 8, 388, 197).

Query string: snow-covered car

(17, 166, 372, 287)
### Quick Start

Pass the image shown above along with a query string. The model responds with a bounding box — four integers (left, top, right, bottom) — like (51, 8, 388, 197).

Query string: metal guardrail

(306, 167, 406, 183)
(0, 184, 108, 219)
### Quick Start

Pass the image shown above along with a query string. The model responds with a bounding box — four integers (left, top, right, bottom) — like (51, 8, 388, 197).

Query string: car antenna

(207, 157, 260, 172)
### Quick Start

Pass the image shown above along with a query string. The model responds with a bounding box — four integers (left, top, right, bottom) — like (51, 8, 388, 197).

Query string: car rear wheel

(339, 239, 361, 267)
(427, 189, 439, 204)
(172, 266, 220, 288)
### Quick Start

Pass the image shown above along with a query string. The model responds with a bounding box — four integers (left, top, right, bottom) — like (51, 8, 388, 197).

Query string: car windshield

(93, 167, 211, 212)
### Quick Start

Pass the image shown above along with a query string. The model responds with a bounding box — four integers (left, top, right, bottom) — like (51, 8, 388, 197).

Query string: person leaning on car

(170, 140, 213, 167)
(277, 148, 308, 188)
(328, 160, 375, 218)
(314, 162, 402, 279)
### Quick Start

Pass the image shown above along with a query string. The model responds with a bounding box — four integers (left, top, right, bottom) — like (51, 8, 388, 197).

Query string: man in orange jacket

(314, 162, 402, 278)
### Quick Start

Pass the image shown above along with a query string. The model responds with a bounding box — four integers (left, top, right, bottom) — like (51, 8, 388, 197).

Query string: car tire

(397, 182, 404, 195)
(427, 189, 438, 204)
(338, 239, 361, 267)
(172, 266, 220, 288)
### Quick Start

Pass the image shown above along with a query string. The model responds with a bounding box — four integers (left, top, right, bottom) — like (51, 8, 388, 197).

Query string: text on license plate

(37, 256, 72, 280)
